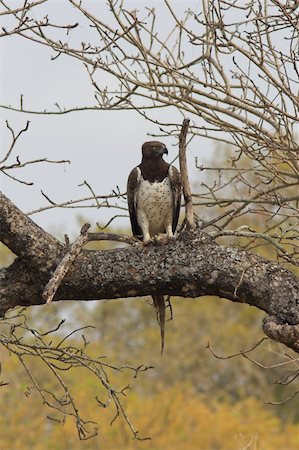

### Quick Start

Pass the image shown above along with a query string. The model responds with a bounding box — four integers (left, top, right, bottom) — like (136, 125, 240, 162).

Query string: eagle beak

(163, 147, 168, 155)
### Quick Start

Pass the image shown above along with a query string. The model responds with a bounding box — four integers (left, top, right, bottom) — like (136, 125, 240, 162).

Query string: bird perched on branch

(127, 141, 182, 353)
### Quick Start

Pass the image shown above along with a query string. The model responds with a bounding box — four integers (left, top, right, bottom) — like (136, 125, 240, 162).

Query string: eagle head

(142, 141, 168, 159)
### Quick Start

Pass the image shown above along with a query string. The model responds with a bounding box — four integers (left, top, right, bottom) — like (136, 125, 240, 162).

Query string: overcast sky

(0, 1, 208, 237)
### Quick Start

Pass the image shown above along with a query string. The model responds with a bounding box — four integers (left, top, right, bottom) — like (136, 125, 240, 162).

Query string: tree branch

(1, 190, 299, 353)
(43, 224, 91, 305)
(0, 191, 64, 279)
(178, 118, 195, 230)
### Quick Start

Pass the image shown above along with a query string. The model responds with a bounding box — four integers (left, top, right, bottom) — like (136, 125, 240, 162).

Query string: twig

(79, 180, 102, 208)
(0, 121, 30, 164)
(265, 390, 299, 406)
(207, 337, 269, 360)
(87, 232, 138, 245)
(178, 118, 195, 230)
(43, 224, 91, 304)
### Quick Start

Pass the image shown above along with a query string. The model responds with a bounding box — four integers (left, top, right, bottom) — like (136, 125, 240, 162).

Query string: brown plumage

(127, 141, 182, 353)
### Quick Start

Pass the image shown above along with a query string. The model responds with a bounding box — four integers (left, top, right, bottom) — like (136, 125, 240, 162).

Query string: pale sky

(0, 1, 209, 237)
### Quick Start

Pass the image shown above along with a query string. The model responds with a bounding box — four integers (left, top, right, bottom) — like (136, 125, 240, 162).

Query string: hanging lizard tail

(152, 295, 166, 355)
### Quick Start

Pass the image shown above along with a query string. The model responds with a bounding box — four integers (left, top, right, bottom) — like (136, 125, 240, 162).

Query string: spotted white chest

(136, 175, 173, 237)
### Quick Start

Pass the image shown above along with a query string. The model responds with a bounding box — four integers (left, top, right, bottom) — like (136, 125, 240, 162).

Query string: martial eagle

(127, 141, 182, 353)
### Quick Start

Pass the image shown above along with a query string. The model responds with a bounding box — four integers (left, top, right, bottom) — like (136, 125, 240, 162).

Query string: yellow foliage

(1, 371, 299, 450)
(1, 228, 299, 448)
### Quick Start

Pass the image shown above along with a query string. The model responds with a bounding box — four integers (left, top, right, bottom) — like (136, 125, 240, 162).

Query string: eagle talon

(132, 240, 143, 247)
(142, 237, 155, 246)
(154, 233, 173, 245)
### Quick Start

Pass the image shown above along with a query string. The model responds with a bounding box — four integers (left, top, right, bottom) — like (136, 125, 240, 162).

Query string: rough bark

(1, 191, 299, 352)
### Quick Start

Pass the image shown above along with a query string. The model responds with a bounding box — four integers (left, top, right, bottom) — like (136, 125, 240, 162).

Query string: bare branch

(0, 309, 152, 440)
(43, 224, 91, 305)
(178, 118, 195, 230)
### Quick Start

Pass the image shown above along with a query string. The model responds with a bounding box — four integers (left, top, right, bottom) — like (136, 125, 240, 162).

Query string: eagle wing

(127, 166, 142, 238)
(168, 165, 182, 233)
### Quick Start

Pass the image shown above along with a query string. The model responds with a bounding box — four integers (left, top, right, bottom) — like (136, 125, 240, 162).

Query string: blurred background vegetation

(1, 228, 299, 450)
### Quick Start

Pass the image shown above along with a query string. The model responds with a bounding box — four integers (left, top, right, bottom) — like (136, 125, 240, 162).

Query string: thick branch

(0, 259, 44, 315)
(1, 227, 299, 323)
(263, 316, 299, 353)
(0, 191, 64, 278)
(1, 191, 299, 352)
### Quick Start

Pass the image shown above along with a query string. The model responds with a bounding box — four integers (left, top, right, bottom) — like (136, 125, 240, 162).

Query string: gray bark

(1, 191, 299, 352)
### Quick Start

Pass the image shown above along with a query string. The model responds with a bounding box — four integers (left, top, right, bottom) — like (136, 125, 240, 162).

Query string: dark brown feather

(139, 158, 169, 183)
(127, 167, 142, 238)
